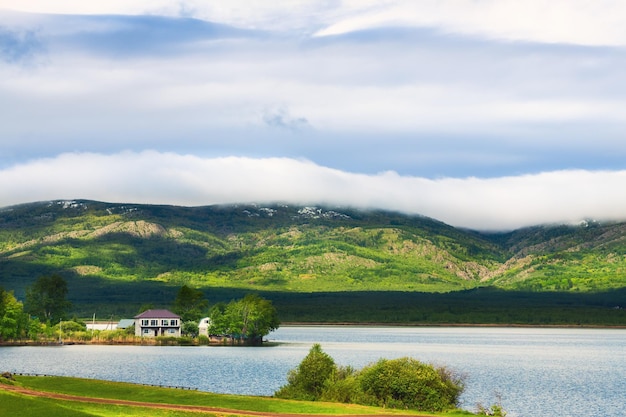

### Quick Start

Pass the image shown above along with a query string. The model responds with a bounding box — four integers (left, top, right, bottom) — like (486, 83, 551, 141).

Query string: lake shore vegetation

(275, 344, 465, 413)
(1, 282, 281, 346)
(0, 373, 475, 417)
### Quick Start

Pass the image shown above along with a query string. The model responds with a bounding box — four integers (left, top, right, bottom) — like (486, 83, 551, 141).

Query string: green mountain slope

(1, 200, 625, 320)
(486, 221, 626, 291)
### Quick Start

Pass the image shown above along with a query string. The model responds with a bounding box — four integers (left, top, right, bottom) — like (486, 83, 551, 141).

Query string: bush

(58, 320, 86, 334)
(275, 345, 464, 412)
(321, 365, 360, 403)
(155, 336, 179, 346)
(177, 336, 195, 346)
(275, 344, 336, 400)
(358, 357, 463, 412)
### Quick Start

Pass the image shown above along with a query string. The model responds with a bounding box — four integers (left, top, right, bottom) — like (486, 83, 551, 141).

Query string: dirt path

(0, 383, 429, 417)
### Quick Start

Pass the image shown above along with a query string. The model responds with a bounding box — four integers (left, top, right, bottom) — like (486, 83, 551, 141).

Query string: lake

(1, 326, 625, 417)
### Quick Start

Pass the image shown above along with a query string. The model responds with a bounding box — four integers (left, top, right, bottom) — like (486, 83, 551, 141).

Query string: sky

(1, 1, 626, 231)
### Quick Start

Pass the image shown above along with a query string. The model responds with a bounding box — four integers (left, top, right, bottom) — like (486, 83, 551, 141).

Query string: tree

(24, 274, 71, 323)
(182, 321, 199, 337)
(172, 285, 208, 322)
(209, 294, 280, 344)
(230, 294, 280, 342)
(0, 288, 27, 341)
(207, 302, 228, 334)
(27, 317, 44, 341)
(275, 344, 336, 400)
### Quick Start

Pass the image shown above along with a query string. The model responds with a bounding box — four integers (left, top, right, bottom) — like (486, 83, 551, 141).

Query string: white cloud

(2, 151, 626, 231)
(4, 1, 626, 45)
(314, 1, 626, 46)
(2, 31, 623, 141)
(1, 4, 626, 210)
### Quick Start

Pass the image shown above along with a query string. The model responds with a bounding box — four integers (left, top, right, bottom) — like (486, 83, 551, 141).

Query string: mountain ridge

(1, 199, 625, 319)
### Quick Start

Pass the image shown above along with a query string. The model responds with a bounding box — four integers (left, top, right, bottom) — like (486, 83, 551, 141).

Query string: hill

(1, 200, 625, 323)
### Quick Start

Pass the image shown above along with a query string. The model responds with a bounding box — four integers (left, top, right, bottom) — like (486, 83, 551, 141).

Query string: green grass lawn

(2, 375, 474, 417)
(0, 390, 205, 417)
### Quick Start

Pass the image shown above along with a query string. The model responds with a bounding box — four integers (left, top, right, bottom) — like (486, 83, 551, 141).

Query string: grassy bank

(0, 375, 474, 417)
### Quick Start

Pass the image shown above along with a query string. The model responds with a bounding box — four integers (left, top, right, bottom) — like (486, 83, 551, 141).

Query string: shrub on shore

(275, 344, 464, 412)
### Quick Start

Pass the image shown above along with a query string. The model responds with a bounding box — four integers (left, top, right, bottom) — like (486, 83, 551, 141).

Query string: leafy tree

(209, 294, 279, 344)
(24, 274, 71, 323)
(28, 317, 44, 341)
(275, 344, 336, 400)
(0, 288, 27, 341)
(172, 285, 208, 322)
(182, 321, 199, 337)
(207, 302, 228, 334)
(230, 294, 280, 341)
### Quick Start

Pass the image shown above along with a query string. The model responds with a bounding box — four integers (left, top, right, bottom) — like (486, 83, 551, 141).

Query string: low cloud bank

(2, 151, 626, 231)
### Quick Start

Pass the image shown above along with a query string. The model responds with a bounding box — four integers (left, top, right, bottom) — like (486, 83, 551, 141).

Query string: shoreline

(279, 321, 626, 329)
(2, 322, 624, 346)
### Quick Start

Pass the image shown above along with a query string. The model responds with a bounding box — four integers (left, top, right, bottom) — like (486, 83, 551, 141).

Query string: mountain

(1, 200, 625, 322)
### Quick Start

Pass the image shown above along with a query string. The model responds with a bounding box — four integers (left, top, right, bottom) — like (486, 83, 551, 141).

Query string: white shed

(198, 317, 211, 337)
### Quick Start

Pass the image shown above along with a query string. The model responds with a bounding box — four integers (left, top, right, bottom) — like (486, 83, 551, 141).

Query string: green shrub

(177, 336, 195, 346)
(275, 344, 336, 401)
(275, 345, 464, 412)
(57, 320, 86, 334)
(358, 357, 463, 412)
(321, 366, 360, 404)
(155, 336, 178, 345)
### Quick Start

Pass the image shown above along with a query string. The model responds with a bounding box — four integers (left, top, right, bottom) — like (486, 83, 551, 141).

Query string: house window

(141, 319, 149, 326)
(161, 320, 169, 326)
(143, 329, 151, 334)
(150, 319, 158, 326)
(167, 329, 176, 334)
(170, 320, 178, 326)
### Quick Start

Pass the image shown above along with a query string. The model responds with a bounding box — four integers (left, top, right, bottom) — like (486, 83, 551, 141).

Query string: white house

(134, 309, 181, 337)
(198, 317, 211, 337)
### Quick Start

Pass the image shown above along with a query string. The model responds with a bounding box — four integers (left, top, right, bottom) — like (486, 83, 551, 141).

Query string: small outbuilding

(198, 317, 211, 337)
(134, 309, 181, 337)
(116, 319, 135, 330)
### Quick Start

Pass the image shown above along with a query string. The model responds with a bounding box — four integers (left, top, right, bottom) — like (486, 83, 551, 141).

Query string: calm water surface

(1, 326, 624, 417)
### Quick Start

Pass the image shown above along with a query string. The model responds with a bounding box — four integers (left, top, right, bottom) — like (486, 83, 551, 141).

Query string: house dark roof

(134, 309, 180, 319)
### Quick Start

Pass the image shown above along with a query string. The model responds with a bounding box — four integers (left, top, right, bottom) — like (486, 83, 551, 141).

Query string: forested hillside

(1, 200, 625, 322)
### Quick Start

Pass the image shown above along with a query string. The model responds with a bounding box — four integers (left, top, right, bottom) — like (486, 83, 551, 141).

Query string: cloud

(1, 13, 624, 171)
(52, 15, 255, 58)
(312, 1, 626, 46)
(0, 26, 45, 64)
(4, 1, 626, 46)
(262, 106, 311, 132)
(0, 5, 625, 227)
(2, 151, 626, 231)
